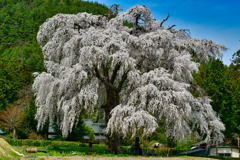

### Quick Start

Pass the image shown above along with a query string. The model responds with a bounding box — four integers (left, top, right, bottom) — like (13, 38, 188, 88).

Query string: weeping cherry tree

(32, 5, 226, 154)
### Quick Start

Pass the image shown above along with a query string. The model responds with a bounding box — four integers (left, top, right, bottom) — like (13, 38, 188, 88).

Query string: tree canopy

(32, 5, 226, 153)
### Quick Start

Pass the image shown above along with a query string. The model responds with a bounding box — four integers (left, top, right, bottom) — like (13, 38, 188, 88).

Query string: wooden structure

(180, 140, 240, 158)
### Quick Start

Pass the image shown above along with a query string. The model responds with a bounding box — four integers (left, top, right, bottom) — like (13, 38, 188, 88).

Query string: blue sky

(94, 0, 240, 66)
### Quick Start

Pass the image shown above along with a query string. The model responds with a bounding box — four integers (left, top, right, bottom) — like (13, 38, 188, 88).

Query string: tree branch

(167, 25, 176, 30)
(160, 12, 170, 27)
(110, 63, 121, 84)
(136, 58, 145, 69)
(102, 63, 109, 82)
(95, 67, 118, 92)
(117, 70, 130, 92)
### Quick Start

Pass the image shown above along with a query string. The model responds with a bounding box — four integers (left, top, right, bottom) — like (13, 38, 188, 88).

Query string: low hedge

(4, 138, 52, 146)
(51, 141, 87, 147)
(47, 146, 109, 153)
(4, 138, 88, 147)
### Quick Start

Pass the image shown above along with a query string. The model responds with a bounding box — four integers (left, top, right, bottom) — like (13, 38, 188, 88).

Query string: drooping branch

(95, 67, 118, 92)
(160, 12, 170, 27)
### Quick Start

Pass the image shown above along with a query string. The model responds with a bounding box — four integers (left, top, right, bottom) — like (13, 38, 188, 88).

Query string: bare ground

(20, 156, 216, 160)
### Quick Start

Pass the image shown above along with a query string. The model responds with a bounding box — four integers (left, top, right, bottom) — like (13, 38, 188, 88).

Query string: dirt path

(22, 156, 215, 160)
(0, 138, 12, 157)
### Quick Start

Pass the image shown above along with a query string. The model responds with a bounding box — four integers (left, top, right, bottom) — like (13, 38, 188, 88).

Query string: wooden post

(238, 137, 239, 148)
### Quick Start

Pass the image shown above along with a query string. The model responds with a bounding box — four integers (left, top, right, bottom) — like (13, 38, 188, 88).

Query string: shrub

(28, 130, 43, 140)
(91, 153, 100, 157)
(34, 152, 46, 156)
(48, 151, 63, 156)
(121, 146, 129, 154)
(154, 148, 169, 156)
(92, 144, 106, 148)
(148, 140, 159, 147)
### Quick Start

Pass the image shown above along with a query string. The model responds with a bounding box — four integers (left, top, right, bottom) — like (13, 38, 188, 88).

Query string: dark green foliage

(230, 49, 240, 71)
(193, 58, 240, 137)
(0, 0, 108, 72)
(18, 94, 38, 138)
(0, 60, 31, 110)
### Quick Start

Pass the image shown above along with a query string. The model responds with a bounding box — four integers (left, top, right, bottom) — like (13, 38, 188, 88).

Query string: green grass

(33, 152, 46, 156)
(178, 155, 192, 158)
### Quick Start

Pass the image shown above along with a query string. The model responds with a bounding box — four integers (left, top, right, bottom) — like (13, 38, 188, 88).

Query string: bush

(92, 144, 106, 148)
(170, 148, 186, 155)
(154, 148, 169, 156)
(28, 130, 44, 140)
(48, 151, 63, 156)
(121, 146, 129, 154)
(34, 152, 46, 156)
(148, 140, 159, 147)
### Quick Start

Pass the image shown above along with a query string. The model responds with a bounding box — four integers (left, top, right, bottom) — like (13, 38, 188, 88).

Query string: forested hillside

(0, 0, 108, 108)
(192, 51, 240, 142)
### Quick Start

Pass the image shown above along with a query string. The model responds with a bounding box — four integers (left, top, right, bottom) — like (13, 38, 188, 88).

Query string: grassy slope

(0, 138, 21, 159)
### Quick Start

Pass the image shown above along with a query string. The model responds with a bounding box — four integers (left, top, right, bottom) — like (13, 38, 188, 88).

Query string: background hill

(0, 0, 109, 108)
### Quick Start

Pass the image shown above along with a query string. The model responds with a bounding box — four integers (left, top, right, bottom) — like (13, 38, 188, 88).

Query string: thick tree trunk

(105, 129, 123, 154)
(103, 91, 123, 155)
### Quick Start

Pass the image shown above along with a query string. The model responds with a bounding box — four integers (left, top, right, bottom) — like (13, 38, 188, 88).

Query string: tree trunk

(13, 127, 16, 141)
(103, 91, 123, 155)
(105, 130, 123, 154)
